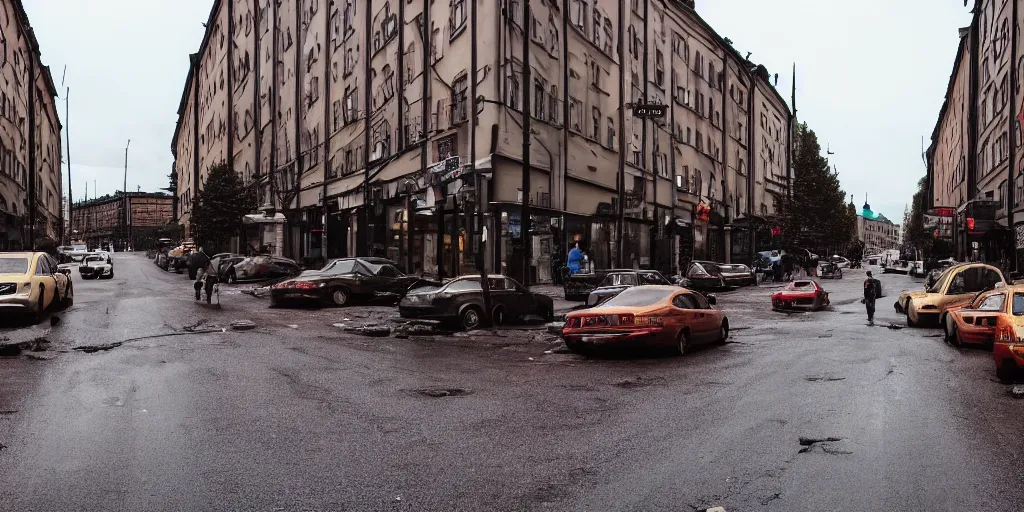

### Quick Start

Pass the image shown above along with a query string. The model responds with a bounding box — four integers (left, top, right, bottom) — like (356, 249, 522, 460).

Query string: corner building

(173, 0, 792, 282)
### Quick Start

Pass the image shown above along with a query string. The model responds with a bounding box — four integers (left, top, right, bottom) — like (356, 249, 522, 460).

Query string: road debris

(886, 323, 904, 330)
(1009, 386, 1024, 399)
(798, 436, 851, 454)
(343, 324, 392, 337)
(230, 320, 257, 331)
(805, 375, 845, 382)
(25, 353, 54, 361)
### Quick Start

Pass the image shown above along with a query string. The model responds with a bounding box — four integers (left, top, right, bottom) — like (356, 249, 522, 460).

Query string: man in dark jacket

(190, 248, 213, 300)
(863, 271, 882, 322)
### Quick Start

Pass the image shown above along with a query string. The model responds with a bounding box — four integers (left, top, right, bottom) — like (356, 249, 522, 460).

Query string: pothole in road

(805, 375, 845, 382)
(798, 436, 851, 455)
(614, 376, 666, 389)
(404, 387, 473, 398)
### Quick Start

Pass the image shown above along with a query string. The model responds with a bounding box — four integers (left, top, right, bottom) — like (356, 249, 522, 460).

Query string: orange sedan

(991, 292, 1024, 381)
(562, 285, 728, 355)
(941, 287, 1014, 347)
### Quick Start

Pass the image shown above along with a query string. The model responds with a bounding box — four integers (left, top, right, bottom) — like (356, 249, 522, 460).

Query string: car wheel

(948, 321, 962, 347)
(906, 302, 920, 327)
(329, 287, 350, 306)
(34, 287, 45, 321)
(461, 306, 483, 330)
(997, 362, 1017, 383)
(675, 329, 691, 356)
(715, 320, 729, 344)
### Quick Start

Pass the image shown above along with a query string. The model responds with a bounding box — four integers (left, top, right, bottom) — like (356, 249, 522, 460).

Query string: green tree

(781, 122, 856, 254)
(189, 163, 255, 253)
(905, 175, 930, 254)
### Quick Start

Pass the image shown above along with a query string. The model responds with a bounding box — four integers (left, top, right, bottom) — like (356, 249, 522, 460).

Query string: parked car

(585, 270, 673, 307)
(271, 257, 432, 307)
(941, 285, 1017, 347)
(684, 261, 729, 290)
(0, 252, 73, 319)
(79, 254, 114, 280)
(717, 263, 758, 286)
(399, 275, 554, 330)
(896, 263, 1006, 327)
(882, 260, 912, 275)
(771, 280, 830, 311)
(562, 285, 727, 356)
(224, 255, 300, 283)
(994, 311, 1024, 381)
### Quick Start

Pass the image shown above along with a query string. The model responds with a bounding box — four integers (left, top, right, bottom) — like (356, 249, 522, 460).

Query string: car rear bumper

(564, 329, 668, 350)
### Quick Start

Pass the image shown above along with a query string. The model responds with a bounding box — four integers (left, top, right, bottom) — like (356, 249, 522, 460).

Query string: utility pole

(27, 55, 36, 249)
(471, 0, 491, 323)
(65, 87, 72, 243)
(520, 0, 532, 286)
(123, 139, 130, 251)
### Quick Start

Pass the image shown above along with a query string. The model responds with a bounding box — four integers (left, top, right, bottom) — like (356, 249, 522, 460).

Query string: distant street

(1, 254, 1023, 511)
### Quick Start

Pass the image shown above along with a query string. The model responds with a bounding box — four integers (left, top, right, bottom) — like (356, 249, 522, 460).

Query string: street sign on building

(632, 104, 668, 118)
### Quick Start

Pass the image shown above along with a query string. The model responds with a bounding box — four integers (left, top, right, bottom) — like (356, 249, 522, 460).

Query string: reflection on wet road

(1, 256, 1022, 511)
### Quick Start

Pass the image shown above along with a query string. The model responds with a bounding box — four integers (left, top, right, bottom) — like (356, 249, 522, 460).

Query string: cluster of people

(758, 251, 821, 282)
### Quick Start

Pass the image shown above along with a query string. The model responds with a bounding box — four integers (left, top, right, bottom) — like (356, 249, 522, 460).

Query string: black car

(400, 275, 555, 330)
(684, 261, 729, 291)
(585, 270, 673, 306)
(270, 257, 432, 307)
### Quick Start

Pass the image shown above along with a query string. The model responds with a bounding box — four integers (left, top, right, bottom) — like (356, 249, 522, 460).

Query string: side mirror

(706, 294, 717, 306)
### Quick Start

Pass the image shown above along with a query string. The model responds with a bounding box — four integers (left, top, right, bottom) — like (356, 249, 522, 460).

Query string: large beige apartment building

(0, 0, 63, 248)
(928, 0, 1024, 265)
(172, 0, 792, 282)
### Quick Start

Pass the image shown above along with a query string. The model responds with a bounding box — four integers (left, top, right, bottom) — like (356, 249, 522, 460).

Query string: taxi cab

(0, 252, 73, 319)
(895, 263, 1005, 327)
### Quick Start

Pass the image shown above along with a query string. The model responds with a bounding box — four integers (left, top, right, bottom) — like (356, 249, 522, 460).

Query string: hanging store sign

(429, 156, 462, 185)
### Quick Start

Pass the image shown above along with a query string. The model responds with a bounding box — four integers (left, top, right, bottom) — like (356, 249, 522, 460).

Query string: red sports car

(771, 280, 830, 311)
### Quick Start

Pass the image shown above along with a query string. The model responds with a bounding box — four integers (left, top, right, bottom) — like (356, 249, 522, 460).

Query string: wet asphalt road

(1, 255, 1023, 511)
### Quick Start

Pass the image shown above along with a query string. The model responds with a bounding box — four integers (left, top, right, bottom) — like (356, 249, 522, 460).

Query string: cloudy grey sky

(27, 0, 972, 222)
(24, 0, 209, 202)
(700, 0, 973, 222)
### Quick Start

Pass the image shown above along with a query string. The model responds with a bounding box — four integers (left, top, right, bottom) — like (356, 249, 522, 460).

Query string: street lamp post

(123, 139, 130, 251)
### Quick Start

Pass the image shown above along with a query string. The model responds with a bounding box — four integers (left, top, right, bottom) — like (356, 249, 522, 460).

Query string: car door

(687, 291, 719, 343)
(670, 293, 700, 341)
(957, 292, 1005, 344)
(375, 264, 406, 295)
(484, 278, 513, 320)
(34, 255, 56, 307)
(505, 277, 537, 319)
(942, 268, 974, 308)
(46, 255, 66, 299)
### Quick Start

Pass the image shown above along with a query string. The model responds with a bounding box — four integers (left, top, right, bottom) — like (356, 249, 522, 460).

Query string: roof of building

(73, 192, 173, 209)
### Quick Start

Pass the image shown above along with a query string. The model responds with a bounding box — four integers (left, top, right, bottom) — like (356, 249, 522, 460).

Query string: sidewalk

(530, 284, 580, 314)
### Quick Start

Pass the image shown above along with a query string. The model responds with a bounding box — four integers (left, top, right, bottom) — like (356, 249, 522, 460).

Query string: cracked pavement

(1, 255, 1023, 511)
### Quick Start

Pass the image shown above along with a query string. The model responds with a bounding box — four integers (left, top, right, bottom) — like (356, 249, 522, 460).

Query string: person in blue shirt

(567, 243, 583, 274)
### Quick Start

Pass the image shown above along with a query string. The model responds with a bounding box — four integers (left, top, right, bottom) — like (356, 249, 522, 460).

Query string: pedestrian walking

(863, 270, 881, 322)
(190, 247, 213, 301)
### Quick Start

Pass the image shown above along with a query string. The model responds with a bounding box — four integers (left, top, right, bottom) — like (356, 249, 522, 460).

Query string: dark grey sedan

(585, 270, 673, 307)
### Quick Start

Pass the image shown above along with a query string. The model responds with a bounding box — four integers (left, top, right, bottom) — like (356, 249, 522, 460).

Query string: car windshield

(321, 260, 356, 274)
(0, 258, 28, 274)
(1014, 294, 1024, 316)
(599, 287, 673, 307)
(719, 265, 747, 272)
(85, 256, 104, 263)
(927, 267, 957, 293)
(785, 281, 815, 291)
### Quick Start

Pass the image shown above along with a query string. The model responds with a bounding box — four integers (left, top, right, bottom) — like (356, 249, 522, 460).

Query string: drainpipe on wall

(1008, 0, 1018, 271)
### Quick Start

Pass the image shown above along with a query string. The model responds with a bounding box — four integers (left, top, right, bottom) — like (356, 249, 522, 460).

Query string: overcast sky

(699, 0, 973, 222)
(27, 0, 972, 222)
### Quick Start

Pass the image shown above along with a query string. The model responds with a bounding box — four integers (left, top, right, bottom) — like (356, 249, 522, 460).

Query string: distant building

(857, 200, 900, 256)
(70, 192, 174, 250)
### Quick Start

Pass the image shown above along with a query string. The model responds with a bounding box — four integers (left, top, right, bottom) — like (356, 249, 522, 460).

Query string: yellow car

(895, 263, 1005, 327)
(0, 251, 74, 319)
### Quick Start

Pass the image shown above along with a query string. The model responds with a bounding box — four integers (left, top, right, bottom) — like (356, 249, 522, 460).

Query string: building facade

(0, 0, 63, 249)
(172, 0, 792, 281)
(70, 192, 174, 250)
(927, 0, 1024, 265)
(857, 201, 900, 256)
